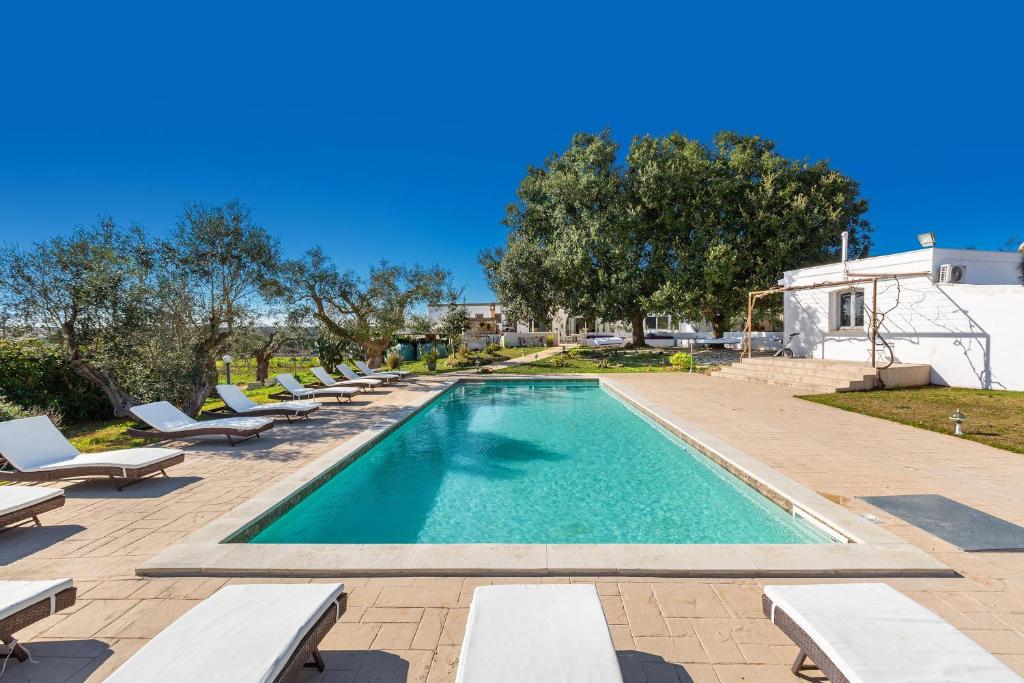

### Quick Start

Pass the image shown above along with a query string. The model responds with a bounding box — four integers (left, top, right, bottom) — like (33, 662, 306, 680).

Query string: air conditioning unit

(938, 263, 966, 284)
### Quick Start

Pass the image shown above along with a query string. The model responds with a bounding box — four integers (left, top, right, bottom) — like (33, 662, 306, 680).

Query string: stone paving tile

(6, 374, 1024, 681)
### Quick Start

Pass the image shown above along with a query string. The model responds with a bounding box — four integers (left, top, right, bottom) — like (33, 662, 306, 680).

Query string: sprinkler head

(949, 407, 967, 436)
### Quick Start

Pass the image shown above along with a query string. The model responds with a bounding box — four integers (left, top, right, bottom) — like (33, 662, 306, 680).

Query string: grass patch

(65, 419, 147, 453)
(215, 356, 318, 385)
(495, 348, 684, 374)
(800, 386, 1024, 454)
(405, 346, 548, 374)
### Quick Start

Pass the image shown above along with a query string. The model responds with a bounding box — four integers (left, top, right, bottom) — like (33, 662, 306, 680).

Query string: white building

(426, 304, 722, 348)
(781, 247, 1024, 390)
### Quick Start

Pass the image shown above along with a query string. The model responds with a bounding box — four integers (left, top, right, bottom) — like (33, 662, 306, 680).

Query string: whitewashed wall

(783, 248, 1024, 390)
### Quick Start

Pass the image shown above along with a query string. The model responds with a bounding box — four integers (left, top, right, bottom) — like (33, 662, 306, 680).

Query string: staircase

(715, 357, 880, 393)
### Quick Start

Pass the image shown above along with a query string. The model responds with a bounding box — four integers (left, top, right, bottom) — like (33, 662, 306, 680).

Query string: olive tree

(281, 247, 455, 366)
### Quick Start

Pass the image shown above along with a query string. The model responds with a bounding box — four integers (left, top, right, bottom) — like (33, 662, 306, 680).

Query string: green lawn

(495, 347, 687, 374)
(800, 386, 1024, 454)
(403, 346, 547, 374)
(215, 356, 318, 385)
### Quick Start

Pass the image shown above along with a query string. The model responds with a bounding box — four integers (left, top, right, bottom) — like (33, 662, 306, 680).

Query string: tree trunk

(254, 351, 271, 383)
(181, 357, 217, 417)
(69, 360, 140, 418)
(709, 314, 727, 348)
(362, 339, 391, 368)
(630, 312, 646, 347)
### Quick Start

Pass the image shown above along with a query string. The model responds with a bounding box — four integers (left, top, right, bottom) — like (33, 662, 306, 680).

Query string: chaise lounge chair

(276, 373, 359, 403)
(457, 584, 623, 683)
(105, 582, 346, 682)
(129, 401, 274, 446)
(215, 384, 320, 421)
(763, 583, 1023, 682)
(0, 486, 65, 530)
(1, 579, 76, 664)
(0, 416, 184, 491)
(311, 365, 379, 392)
(333, 364, 385, 390)
(353, 360, 410, 380)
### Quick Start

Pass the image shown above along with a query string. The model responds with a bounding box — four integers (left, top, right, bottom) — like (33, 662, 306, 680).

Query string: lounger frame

(126, 422, 273, 447)
(762, 594, 850, 683)
(0, 454, 185, 491)
(272, 592, 348, 682)
(269, 388, 355, 404)
(0, 586, 77, 662)
(203, 404, 319, 422)
(0, 495, 65, 530)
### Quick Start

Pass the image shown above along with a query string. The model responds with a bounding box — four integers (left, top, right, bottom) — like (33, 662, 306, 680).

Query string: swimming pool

(249, 381, 829, 544)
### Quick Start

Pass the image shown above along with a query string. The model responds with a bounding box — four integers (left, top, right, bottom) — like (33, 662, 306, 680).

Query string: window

(644, 315, 671, 330)
(837, 290, 864, 329)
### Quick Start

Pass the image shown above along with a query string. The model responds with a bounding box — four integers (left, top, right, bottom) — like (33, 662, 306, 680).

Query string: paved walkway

(3, 373, 1024, 681)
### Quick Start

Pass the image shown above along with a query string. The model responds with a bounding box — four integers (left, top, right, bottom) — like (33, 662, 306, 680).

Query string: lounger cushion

(336, 365, 383, 384)
(0, 578, 73, 622)
(177, 416, 273, 432)
(264, 400, 320, 413)
(34, 448, 183, 472)
(106, 583, 345, 683)
(0, 416, 80, 470)
(457, 584, 623, 683)
(765, 583, 1023, 683)
(0, 486, 64, 517)
(217, 384, 260, 412)
(130, 401, 196, 431)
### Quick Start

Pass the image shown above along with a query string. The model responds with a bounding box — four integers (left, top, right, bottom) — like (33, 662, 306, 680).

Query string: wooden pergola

(743, 271, 931, 368)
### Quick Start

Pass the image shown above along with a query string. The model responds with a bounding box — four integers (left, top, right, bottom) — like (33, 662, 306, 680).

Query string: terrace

(4, 372, 1024, 681)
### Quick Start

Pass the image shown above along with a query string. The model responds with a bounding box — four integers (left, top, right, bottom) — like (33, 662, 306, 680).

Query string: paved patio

(3, 372, 1024, 682)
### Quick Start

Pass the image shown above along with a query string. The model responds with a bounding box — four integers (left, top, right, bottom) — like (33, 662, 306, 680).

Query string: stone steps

(715, 358, 879, 393)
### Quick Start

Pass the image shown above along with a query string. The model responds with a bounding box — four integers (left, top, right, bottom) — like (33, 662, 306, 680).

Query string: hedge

(0, 339, 111, 424)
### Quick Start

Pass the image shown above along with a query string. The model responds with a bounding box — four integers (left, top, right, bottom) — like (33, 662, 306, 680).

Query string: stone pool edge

(137, 375, 953, 578)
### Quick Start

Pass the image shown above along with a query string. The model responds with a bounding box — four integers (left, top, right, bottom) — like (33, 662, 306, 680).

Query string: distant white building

(781, 246, 1024, 390)
(426, 304, 720, 349)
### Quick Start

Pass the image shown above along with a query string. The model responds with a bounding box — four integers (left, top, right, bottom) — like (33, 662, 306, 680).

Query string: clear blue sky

(2, 3, 1021, 301)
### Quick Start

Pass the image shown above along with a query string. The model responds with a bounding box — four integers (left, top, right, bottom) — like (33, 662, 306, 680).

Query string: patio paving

(2, 372, 1024, 681)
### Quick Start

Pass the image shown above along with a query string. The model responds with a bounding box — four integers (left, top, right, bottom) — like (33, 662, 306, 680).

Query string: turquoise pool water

(250, 381, 830, 544)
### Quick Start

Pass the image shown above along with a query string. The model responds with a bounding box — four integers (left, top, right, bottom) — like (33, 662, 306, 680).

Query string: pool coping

(137, 375, 953, 578)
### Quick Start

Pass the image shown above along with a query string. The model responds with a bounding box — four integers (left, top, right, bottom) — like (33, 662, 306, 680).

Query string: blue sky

(1, 3, 1021, 301)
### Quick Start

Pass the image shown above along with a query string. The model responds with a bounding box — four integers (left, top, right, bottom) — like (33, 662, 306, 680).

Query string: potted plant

(423, 349, 440, 372)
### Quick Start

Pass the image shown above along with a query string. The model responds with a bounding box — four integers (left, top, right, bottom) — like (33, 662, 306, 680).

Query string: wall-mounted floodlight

(917, 232, 936, 248)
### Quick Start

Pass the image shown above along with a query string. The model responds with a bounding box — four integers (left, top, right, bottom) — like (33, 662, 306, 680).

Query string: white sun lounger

(311, 365, 379, 391)
(129, 401, 274, 446)
(105, 583, 346, 683)
(457, 584, 623, 683)
(763, 583, 1024, 683)
(276, 373, 359, 403)
(1, 579, 76, 664)
(353, 360, 409, 380)
(0, 485, 65, 529)
(0, 416, 184, 491)
(215, 384, 320, 421)
(334, 364, 385, 388)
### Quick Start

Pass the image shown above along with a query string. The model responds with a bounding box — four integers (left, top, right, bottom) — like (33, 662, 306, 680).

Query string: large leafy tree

(483, 130, 871, 341)
(482, 131, 672, 346)
(0, 220, 158, 416)
(281, 247, 455, 365)
(162, 200, 281, 414)
(0, 202, 282, 418)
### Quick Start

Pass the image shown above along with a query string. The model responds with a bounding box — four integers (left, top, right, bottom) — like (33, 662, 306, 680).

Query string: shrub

(423, 349, 440, 371)
(545, 335, 555, 347)
(485, 343, 502, 355)
(0, 339, 108, 424)
(0, 394, 63, 428)
(385, 351, 402, 370)
(550, 355, 569, 368)
(670, 352, 695, 370)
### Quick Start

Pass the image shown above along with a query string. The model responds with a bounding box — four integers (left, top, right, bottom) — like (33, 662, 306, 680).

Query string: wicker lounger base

(0, 454, 185, 491)
(126, 421, 273, 447)
(273, 592, 347, 682)
(0, 587, 77, 663)
(0, 495, 65, 530)
(268, 391, 354, 404)
(202, 405, 319, 422)
(762, 594, 850, 683)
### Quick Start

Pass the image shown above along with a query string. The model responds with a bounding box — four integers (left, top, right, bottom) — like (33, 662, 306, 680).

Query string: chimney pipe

(841, 231, 849, 263)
